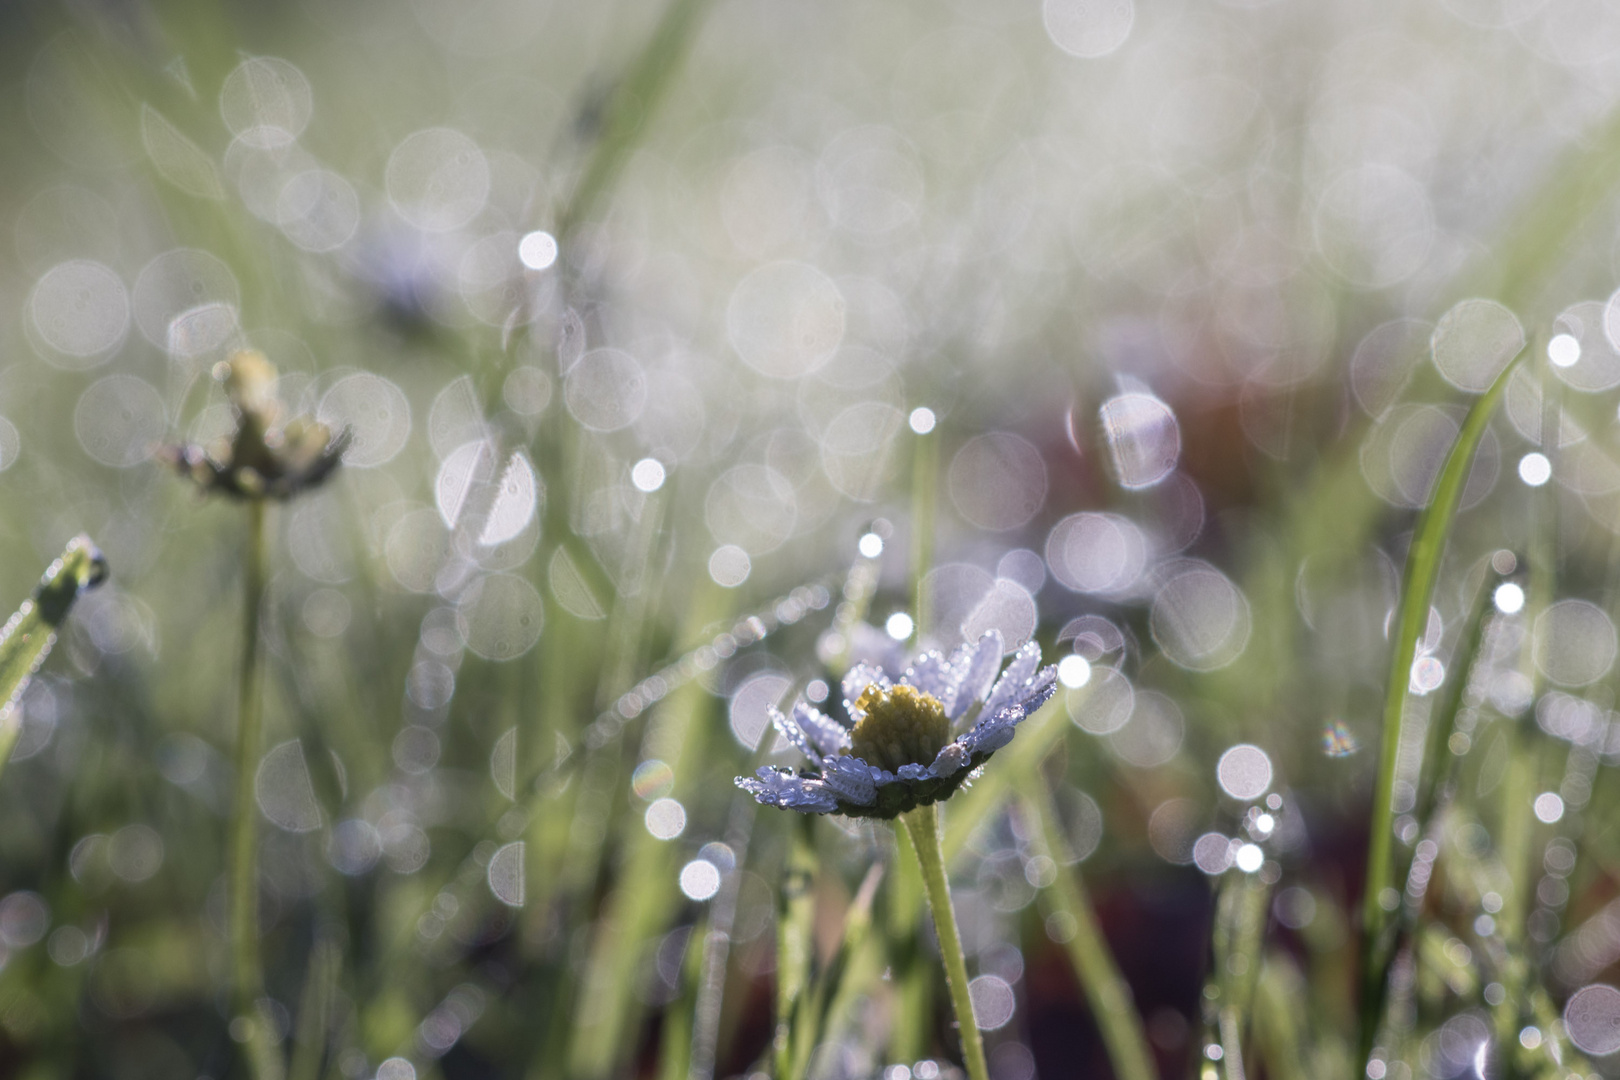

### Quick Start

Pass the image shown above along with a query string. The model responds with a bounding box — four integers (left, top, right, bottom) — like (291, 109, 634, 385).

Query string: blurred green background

(5, 0, 1620, 1077)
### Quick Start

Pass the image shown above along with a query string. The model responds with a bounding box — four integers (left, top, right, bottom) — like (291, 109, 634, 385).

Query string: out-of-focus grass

(8, 0, 1620, 1078)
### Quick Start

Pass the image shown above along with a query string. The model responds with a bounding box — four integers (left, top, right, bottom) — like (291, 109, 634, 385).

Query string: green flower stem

(231, 499, 279, 1080)
(1024, 787, 1157, 1080)
(898, 804, 987, 1080)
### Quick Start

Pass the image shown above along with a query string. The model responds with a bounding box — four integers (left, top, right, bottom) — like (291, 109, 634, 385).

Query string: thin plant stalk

(910, 419, 937, 639)
(1358, 348, 1523, 1058)
(898, 803, 988, 1080)
(230, 498, 279, 1080)
(1023, 785, 1157, 1080)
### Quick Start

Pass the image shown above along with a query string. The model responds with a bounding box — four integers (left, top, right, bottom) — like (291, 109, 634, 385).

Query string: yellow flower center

(848, 684, 949, 773)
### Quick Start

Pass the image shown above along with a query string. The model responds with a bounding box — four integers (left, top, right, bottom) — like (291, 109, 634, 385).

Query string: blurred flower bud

(159, 349, 349, 501)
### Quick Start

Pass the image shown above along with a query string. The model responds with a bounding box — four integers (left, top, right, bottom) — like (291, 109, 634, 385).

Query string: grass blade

(1358, 343, 1526, 1056)
(0, 535, 107, 778)
(1022, 782, 1157, 1080)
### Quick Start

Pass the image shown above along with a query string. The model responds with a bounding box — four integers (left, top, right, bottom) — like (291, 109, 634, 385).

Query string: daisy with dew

(738, 628, 1056, 1080)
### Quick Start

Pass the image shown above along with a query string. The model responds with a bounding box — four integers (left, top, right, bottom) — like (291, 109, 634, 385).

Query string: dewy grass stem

(231, 499, 279, 1080)
(898, 803, 988, 1080)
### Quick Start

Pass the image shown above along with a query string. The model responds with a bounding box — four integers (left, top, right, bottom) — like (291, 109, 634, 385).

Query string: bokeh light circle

(319, 373, 412, 467)
(1533, 599, 1617, 687)
(1150, 562, 1252, 671)
(1565, 985, 1620, 1056)
(1216, 745, 1273, 801)
(1042, 0, 1135, 58)
(386, 128, 491, 232)
(948, 432, 1048, 531)
(564, 349, 648, 432)
(29, 260, 128, 363)
(73, 375, 165, 467)
(1431, 299, 1524, 393)
(726, 261, 846, 379)
(458, 572, 544, 660)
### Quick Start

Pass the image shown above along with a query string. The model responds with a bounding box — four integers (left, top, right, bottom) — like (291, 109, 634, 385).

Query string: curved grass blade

(1358, 347, 1526, 1058)
(0, 535, 108, 778)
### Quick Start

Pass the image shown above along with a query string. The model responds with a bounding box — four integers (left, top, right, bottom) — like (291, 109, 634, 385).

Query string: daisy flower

(737, 629, 1057, 819)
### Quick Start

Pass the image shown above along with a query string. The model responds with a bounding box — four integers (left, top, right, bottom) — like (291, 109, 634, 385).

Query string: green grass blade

(0, 535, 107, 776)
(1022, 782, 1157, 1080)
(1358, 346, 1525, 1056)
(942, 696, 1068, 868)
(1253, 954, 1309, 1080)
(557, 0, 713, 237)
(790, 863, 884, 1080)
(288, 937, 339, 1080)
(774, 816, 817, 1080)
